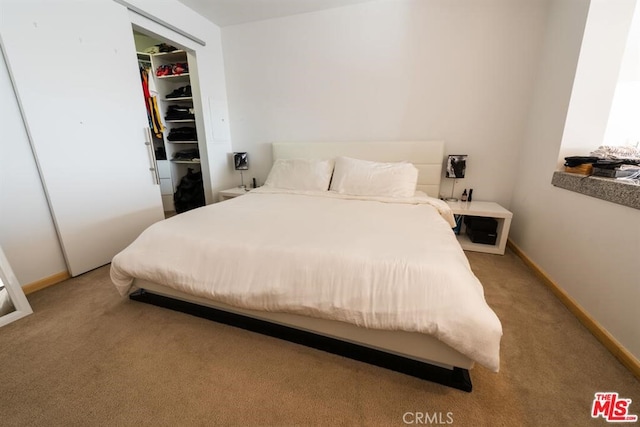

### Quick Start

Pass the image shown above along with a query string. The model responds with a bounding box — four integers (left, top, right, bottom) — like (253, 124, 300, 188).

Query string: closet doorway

(133, 29, 206, 218)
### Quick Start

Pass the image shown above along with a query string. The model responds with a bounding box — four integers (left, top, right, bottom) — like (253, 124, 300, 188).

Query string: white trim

(0, 246, 33, 328)
(113, 0, 206, 46)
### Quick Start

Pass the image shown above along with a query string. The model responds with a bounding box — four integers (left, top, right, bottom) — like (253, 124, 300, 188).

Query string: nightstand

(219, 187, 250, 202)
(445, 201, 513, 255)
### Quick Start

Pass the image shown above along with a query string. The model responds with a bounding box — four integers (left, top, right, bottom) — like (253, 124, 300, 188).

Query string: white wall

(223, 0, 640, 363)
(221, 0, 550, 206)
(0, 47, 67, 285)
(133, 31, 158, 51)
(510, 0, 640, 360)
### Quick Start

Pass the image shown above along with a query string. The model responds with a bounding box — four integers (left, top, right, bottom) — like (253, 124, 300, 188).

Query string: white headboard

(272, 141, 444, 198)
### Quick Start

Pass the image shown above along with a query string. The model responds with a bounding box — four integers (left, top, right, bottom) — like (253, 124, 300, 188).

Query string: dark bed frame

(130, 289, 473, 392)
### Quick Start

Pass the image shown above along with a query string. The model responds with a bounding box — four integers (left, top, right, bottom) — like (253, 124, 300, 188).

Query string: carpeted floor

(0, 249, 638, 426)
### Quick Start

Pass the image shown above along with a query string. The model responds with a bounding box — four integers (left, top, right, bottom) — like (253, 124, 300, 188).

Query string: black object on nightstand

(464, 216, 497, 245)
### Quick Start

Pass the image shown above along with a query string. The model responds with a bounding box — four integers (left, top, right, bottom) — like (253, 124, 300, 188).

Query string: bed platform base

(129, 289, 472, 392)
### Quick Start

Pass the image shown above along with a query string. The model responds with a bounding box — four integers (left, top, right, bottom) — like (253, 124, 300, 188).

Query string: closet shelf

(165, 119, 195, 123)
(171, 160, 201, 164)
(164, 97, 192, 102)
(167, 140, 198, 144)
(157, 73, 190, 79)
(152, 50, 186, 57)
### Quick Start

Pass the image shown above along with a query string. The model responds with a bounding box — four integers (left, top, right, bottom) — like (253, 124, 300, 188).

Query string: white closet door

(0, 1, 164, 276)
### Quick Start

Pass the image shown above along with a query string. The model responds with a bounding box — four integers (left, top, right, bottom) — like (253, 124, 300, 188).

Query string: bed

(110, 141, 502, 392)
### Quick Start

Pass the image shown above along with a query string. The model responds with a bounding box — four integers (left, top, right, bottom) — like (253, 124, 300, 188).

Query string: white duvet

(110, 188, 502, 371)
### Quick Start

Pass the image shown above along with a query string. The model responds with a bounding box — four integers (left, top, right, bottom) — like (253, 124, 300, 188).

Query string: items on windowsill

(563, 146, 640, 182)
(591, 164, 640, 178)
(564, 162, 594, 175)
(591, 145, 640, 160)
(617, 170, 640, 184)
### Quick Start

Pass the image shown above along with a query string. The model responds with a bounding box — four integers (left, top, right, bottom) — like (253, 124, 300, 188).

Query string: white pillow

(329, 156, 418, 198)
(263, 158, 335, 191)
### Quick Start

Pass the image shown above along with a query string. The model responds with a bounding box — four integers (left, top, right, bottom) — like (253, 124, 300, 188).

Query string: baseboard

(507, 240, 640, 380)
(22, 271, 70, 295)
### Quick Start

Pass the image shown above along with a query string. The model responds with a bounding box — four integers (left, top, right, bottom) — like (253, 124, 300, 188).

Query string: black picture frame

(233, 152, 249, 170)
(446, 155, 467, 179)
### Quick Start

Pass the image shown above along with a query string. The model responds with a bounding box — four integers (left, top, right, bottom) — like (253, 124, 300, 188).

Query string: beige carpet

(0, 250, 638, 426)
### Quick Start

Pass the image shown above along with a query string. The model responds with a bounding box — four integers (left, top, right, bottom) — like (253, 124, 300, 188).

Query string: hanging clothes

(139, 67, 165, 138)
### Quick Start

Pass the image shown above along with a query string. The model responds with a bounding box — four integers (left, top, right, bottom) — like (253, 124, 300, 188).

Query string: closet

(0, 1, 166, 277)
(1, 1, 226, 279)
(135, 33, 205, 216)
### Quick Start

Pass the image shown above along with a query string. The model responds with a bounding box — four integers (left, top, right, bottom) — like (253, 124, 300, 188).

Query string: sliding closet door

(0, 1, 164, 276)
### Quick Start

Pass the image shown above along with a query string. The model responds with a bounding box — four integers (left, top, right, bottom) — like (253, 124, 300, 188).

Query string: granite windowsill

(551, 171, 639, 210)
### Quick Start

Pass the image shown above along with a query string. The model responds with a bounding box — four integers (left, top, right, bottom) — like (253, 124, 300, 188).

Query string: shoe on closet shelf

(165, 105, 195, 120)
(166, 85, 192, 99)
(172, 63, 188, 75)
(156, 64, 172, 77)
(165, 87, 183, 98)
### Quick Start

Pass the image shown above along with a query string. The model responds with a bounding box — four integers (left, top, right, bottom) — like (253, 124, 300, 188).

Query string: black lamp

(445, 154, 467, 201)
(233, 152, 249, 189)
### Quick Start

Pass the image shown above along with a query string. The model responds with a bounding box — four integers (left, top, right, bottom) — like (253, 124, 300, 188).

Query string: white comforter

(111, 189, 502, 371)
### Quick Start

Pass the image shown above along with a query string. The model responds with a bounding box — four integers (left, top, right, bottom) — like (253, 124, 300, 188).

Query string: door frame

(129, 11, 213, 206)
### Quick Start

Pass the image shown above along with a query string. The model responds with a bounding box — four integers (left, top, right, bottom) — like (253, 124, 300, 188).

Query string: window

(602, 2, 640, 149)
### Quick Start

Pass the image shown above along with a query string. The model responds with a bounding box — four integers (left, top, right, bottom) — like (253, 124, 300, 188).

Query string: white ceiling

(177, 0, 377, 27)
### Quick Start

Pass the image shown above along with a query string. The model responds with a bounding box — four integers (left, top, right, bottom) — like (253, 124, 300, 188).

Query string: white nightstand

(219, 187, 251, 202)
(445, 201, 513, 255)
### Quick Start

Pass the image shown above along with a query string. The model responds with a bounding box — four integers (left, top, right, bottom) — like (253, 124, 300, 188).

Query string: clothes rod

(113, 0, 206, 47)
